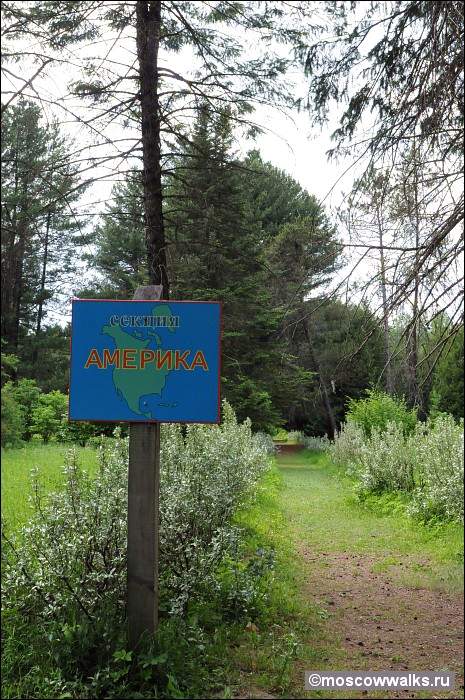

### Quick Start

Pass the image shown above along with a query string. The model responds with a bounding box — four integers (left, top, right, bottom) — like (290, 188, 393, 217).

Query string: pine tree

(1, 100, 87, 371)
(298, 299, 384, 434)
(265, 216, 342, 436)
(167, 107, 282, 429)
(82, 172, 147, 298)
(2, 101, 48, 352)
(303, 1, 463, 336)
(243, 150, 324, 240)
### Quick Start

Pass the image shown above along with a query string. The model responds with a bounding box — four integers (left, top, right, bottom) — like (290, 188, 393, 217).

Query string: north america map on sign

(102, 304, 176, 417)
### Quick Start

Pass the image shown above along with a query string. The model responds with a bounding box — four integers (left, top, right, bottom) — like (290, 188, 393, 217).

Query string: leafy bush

(41, 390, 69, 417)
(328, 420, 364, 468)
(159, 402, 271, 613)
(0, 380, 117, 447)
(59, 418, 99, 446)
(1, 379, 43, 445)
(273, 428, 288, 442)
(1, 349, 19, 386)
(346, 389, 417, 437)
(357, 422, 416, 494)
(2, 438, 128, 621)
(330, 413, 464, 522)
(214, 538, 275, 621)
(59, 418, 120, 446)
(3, 378, 41, 440)
(2, 402, 272, 695)
(30, 391, 68, 442)
(409, 415, 464, 522)
(29, 406, 58, 442)
(1, 437, 128, 698)
(253, 431, 277, 454)
(60, 414, 128, 446)
(1, 385, 23, 447)
(286, 430, 304, 443)
(302, 434, 330, 451)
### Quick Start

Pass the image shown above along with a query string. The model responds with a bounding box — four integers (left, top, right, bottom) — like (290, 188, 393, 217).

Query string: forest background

(1, 4, 463, 697)
(1, 0, 463, 442)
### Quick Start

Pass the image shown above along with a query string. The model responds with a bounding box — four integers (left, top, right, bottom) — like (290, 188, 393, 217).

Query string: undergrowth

(2, 413, 318, 699)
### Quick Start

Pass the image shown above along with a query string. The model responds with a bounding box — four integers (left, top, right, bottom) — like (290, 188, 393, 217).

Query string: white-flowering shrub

(328, 420, 365, 469)
(159, 401, 272, 613)
(357, 421, 416, 494)
(286, 430, 332, 449)
(302, 434, 331, 451)
(253, 431, 277, 455)
(286, 430, 304, 443)
(329, 414, 464, 522)
(408, 415, 464, 522)
(2, 436, 129, 635)
(2, 401, 272, 640)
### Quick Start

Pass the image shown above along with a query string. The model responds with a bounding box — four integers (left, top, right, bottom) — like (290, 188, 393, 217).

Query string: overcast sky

(2, 4, 357, 205)
(1, 2, 381, 324)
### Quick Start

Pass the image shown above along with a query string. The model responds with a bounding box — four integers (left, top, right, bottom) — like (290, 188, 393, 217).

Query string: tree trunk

(7, 231, 25, 352)
(32, 209, 52, 366)
(136, 0, 169, 298)
(408, 144, 422, 412)
(1, 133, 23, 354)
(302, 317, 337, 439)
(376, 208, 394, 393)
(0, 231, 19, 352)
(11, 214, 27, 352)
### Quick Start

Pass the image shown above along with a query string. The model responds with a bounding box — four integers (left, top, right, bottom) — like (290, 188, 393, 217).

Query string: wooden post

(127, 285, 163, 649)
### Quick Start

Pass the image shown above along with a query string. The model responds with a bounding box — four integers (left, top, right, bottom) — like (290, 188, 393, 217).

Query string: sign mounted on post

(69, 299, 221, 423)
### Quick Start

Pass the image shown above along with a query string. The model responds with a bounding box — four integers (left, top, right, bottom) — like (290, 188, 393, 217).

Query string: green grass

(266, 449, 464, 699)
(2, 444, 462, 698)
(1, 452, 323, 700)
(278, 449, 463, 593)
(220, 463, 335, 698)
(216, 446, 464, 698)
(1, 443, 99, 531)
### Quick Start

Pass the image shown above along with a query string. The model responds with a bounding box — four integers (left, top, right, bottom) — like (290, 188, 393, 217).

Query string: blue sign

(69, 299, 221, 423)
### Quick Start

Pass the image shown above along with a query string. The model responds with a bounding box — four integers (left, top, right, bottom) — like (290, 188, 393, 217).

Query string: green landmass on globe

(102, 304, 176, 417)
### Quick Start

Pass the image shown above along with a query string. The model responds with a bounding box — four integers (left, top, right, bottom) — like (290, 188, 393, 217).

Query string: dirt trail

(277, 453, 464, 699)
(300, 547, 463, 695)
